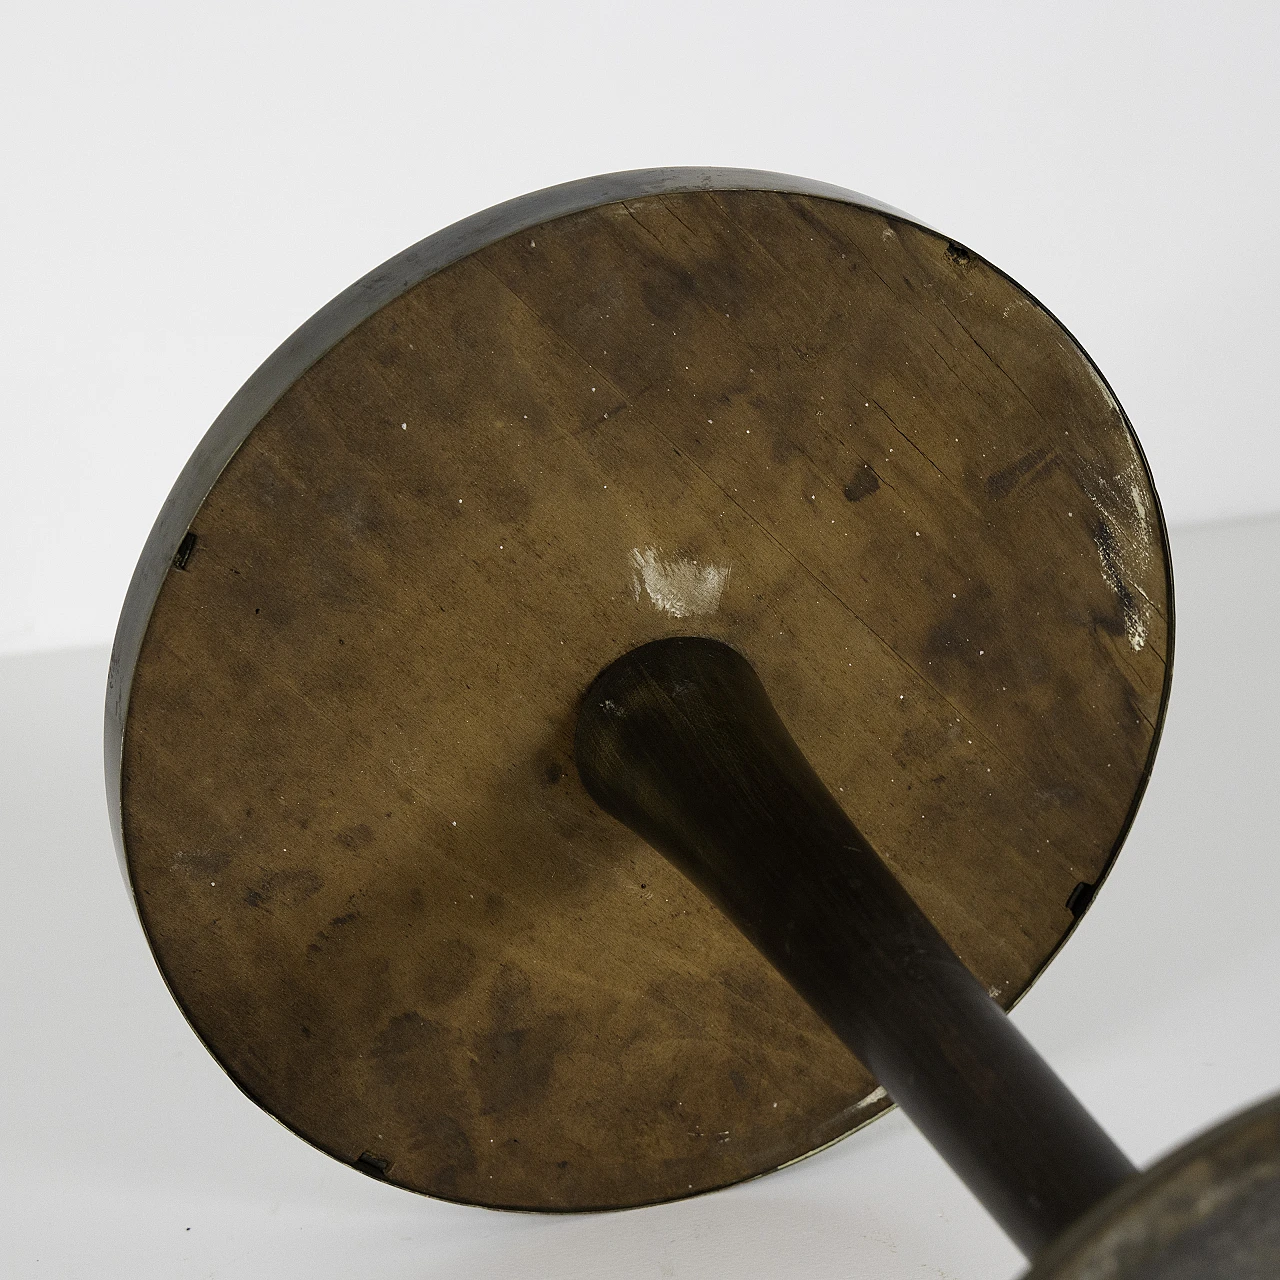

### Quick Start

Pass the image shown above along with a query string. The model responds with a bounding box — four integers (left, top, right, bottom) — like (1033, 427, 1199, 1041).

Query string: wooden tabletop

(111, 173, 1172, 1210)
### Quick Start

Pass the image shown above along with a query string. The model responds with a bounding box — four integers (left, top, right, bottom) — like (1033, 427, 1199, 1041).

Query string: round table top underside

(120, 188, 1171, 1209)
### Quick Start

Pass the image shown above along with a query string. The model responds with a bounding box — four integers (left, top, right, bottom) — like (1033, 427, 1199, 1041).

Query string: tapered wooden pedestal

(574, 635, 1279, 1276)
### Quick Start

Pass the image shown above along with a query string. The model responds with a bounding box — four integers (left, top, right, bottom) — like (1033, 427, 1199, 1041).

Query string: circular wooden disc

(108, 170, 1172, 1210)
(1026, 1093, 1280, 1279)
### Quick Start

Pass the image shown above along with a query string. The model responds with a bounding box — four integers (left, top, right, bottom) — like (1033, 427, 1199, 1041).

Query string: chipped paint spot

(1082, 456, 1155, 652)
(631, 547, 730, 618)
(1081, 353, 1122, 410)
(854, 1085, 888, 1111)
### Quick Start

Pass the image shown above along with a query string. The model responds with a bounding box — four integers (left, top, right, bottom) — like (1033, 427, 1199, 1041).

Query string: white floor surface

(3, 515, 1278, 1278)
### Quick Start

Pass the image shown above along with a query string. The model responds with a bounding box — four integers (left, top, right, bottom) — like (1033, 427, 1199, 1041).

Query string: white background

(2, 1, 1279, 654)
(3, 3, 1279, 1277)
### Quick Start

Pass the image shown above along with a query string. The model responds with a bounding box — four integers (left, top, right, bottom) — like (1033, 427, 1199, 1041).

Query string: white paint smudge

(631, 547, 730, 618)
(1081, 455, 1155, 652)
(854, 1086, 888, 1111)
(1081, 352, 1122, 410)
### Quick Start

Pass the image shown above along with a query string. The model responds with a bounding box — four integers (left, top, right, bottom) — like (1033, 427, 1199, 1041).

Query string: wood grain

(119, 189, 1171, 1208)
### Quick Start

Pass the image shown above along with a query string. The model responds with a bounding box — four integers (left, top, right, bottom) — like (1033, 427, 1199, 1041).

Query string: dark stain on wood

(843, 464, 881, 502)
(987, 446, 1056, 500)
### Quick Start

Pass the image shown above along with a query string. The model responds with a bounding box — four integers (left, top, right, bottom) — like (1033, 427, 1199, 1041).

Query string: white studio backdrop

(2, 1, 1279, 656)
